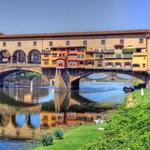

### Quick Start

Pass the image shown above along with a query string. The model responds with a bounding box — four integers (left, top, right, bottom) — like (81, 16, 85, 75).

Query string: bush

(41, 133, 53, 146)
(54, 129, 64, 139)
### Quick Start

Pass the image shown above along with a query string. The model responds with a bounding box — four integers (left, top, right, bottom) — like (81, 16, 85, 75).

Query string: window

(79, 61, 84, 65)
(101, 40, 105, 45)
(44, 60, 49, 65)
(136, 48, 141, 52)
(49, 41, 53, 46)
(3, 42, 6, 47)
(139, 38, 144, 44)
(124, 62, 131, 66)
(52, 53, 57, 57)
(44, 54, 49, 57)
(43, 115, 48, 121)
(133, 64, 140, 67)
(18, 42, 21, 47)
(83, 40, 87, 46)
(81, 54, 84, 58)
(52, 60, 56, 64)
(115, 62, 122, 66)
(120, 39, 124, 45)
(33, 41, 37, 46)
(66, 41, 70, 46)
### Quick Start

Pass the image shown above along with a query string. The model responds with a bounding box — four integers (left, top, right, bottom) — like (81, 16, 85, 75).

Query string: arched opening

(12, 50, 26, 63)
(0, 113, 11, 127)
(28, 49, 41, 64)
(0, 50, 11, 63)
(28, 113, 40, 128)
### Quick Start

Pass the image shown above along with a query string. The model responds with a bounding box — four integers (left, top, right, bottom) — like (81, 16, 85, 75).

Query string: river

(0, 73, 133, 150)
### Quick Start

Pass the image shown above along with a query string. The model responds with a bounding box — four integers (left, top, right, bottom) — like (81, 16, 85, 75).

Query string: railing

(104, 49, 115, 53)
(0, 63, 41, 67)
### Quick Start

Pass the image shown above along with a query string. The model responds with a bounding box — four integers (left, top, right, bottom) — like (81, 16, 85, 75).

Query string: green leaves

(41, 133, 53, 146)
(122, 48, 135, 53)
(84, 103, 150, 150)
(54, 129, 64, 139)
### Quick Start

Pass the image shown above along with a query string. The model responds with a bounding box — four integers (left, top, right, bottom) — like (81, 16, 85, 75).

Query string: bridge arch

(0, 50, 11, 63)
(12, 50, 26, 63)
(69, 70, 149, 90)
(28, 49, 41, 64)
(0, 113, 11, 127)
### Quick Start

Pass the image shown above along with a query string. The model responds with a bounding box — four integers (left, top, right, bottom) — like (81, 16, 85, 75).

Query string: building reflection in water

(0, 74, 113, 140)
(0, 100, 41, 139)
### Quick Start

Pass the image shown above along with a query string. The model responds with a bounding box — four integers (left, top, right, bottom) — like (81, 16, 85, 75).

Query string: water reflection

(0, 72, 133, 148)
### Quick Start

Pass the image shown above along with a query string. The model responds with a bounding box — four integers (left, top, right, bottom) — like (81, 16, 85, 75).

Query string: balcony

(133, 52, 147, 56)
(69, 50, 78, 54)
(67, 60, 77, 68)
(68, 54, 78, 60)
(122, 48, 135, 53)
(104, 49, 115, 54)
(115, 53, 122, 58)
(104, 54, 114, 59)
(123, 54, 132, 59)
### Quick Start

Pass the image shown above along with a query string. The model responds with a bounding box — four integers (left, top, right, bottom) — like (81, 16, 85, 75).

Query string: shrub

(41, 133, 53, 146)
(54, 129, 64, 139)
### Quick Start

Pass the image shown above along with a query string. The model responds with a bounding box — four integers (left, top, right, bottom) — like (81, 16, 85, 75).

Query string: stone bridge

(54, 69, 150, 90)
(0, 63, 150, 90)
(0, 63, 42, 75)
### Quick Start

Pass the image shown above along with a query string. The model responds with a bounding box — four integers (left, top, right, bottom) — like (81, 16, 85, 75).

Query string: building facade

(0, 29, 150, 72)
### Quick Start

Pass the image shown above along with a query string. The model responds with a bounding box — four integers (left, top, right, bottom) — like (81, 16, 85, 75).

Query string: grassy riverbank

(35, 124, 102, 150)
(84, 88, 150, 150)
(35, 89, 150, 150)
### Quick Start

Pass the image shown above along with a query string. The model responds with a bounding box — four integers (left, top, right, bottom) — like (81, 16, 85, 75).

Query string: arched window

(28, 49, 41, 64)
(12, 50, 26, 63)
(0, 50, 11, 63)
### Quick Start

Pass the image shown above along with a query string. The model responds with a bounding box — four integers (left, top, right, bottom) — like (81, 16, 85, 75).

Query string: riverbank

(84, 88, 150, 150)
(34, 124, 102, 150)
(35, 88, 150, 150)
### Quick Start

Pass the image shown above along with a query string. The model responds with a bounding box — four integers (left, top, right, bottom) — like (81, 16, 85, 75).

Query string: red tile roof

(0, 29, 149, 39)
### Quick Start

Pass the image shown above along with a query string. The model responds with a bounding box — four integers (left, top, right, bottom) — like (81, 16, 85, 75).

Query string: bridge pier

(71, 79, 80, 91)
(54, 69, 71, 90)
(0, 79, 4, 87)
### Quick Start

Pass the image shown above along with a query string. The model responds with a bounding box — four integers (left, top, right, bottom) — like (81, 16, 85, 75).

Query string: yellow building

(132, 48, 147, 71)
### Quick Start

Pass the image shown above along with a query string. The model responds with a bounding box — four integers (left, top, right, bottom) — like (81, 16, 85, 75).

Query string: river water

(0, 72, 133, 150)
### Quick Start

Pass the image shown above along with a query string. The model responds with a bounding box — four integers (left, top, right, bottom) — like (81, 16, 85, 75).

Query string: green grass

(132, 88, 150, 105)
(84, 89, 150, 150)
(35, 124, 102, 150)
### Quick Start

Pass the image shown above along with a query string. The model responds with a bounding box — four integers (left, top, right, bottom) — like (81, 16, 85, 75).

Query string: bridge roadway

(0, 63, 150, 89)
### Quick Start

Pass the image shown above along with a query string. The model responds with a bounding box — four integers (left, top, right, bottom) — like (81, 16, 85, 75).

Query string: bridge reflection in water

(0, 85, 110, 140)
(0, 72, 133, 140)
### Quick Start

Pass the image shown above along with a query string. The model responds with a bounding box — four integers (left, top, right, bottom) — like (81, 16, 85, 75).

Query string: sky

(0, 0, 150, 34)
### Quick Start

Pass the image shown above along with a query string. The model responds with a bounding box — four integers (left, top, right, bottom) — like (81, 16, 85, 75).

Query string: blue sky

(0, 0, 150, 34)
